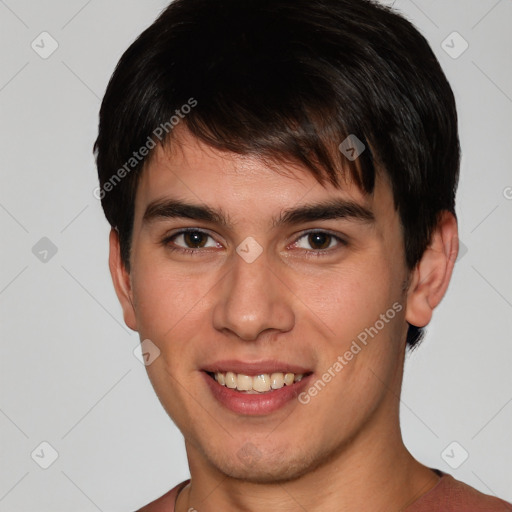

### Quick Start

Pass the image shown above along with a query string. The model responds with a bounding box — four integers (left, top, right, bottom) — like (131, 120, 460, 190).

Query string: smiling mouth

(206, 371, 311, 393)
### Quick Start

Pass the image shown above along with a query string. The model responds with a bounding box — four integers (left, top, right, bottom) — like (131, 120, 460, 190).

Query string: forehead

(135, 128, 388, 219)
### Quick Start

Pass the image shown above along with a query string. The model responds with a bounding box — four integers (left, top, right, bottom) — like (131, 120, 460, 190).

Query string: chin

(221, 462, 312, 484)
(205, 444, 319, 484)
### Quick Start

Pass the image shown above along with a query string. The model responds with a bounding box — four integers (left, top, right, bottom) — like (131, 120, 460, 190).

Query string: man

(94, 0, 512, 510)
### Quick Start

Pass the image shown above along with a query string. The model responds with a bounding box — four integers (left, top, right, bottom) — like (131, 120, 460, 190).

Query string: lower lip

(202, 372, 312, 416)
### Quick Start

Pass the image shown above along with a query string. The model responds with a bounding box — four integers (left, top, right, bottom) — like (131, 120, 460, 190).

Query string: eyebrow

(273, 199, 375, 227)
(142, 198, 375, 228)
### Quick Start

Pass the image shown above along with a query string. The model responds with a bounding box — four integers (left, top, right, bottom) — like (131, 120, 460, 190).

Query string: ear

(109, 229, 138, 331)
(405, 211, 459, 328)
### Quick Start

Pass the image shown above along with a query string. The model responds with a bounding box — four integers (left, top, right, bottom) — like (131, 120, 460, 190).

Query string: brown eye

(165, 229, 219, 251)
(183, 231, 208, 248)
(294, 231, 343, 252)
(307, 232, 332, 250)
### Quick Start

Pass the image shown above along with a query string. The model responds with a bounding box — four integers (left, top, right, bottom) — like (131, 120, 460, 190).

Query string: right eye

(162, 229, 222, 254)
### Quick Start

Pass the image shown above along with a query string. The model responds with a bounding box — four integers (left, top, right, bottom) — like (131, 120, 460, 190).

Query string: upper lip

(202, 360, 312, 376)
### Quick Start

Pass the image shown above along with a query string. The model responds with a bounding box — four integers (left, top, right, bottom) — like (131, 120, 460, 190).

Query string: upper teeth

(214, 372, 303, 392)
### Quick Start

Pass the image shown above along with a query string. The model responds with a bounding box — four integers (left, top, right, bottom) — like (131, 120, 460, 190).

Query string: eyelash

(161, 228, 347, 257)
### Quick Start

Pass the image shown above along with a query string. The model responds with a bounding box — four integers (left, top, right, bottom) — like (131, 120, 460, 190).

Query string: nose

(212, 248, 295, 341)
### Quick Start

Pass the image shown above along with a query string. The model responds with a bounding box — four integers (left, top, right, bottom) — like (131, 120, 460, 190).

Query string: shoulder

(408, 472, 512, 511)
(134, 480, 190, 512)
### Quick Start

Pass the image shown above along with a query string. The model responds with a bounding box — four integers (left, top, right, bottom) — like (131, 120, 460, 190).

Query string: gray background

(1, 0, 511, 510)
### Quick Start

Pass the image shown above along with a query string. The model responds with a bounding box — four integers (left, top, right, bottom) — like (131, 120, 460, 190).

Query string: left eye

(293, 232, 343, 251)
(170, 230, 219, 249)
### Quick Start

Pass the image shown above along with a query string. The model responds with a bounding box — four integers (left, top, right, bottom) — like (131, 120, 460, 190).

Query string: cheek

(131, 266, 210, 418)
(298, 271, 405, 430)
(130, 261, 208, 344)
(301, 261, 407, 404)
(301, 260, 398, 341)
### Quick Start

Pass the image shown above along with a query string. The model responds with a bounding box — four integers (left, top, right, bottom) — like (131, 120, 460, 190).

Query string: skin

(110, 127, 459, 512)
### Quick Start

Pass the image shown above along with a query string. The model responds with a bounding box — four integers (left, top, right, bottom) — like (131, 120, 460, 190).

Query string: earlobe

(405, 211, 459, 328)
(108, 229, 138, 331)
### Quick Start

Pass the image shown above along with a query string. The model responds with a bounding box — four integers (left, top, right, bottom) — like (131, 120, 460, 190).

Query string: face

(113, 128, 413, 483)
